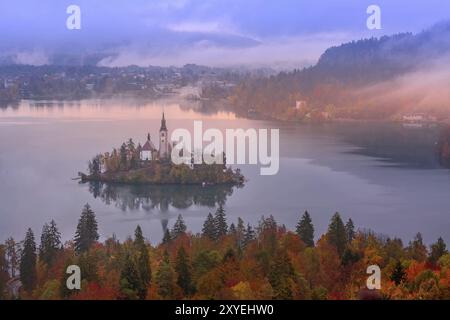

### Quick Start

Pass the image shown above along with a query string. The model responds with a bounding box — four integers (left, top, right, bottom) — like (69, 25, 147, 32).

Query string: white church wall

(140, 150, 152, 161)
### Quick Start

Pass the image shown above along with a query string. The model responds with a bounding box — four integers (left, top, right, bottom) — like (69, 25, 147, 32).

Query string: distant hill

(230, 22, 450, 120)
(316, 22, 450, 85)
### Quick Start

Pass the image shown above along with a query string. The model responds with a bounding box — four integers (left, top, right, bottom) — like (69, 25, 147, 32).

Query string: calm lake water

(1, 99, 449, 244)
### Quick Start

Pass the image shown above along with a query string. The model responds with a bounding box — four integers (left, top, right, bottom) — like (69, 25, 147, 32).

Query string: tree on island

(296, 211, 314, 247)
(120, 143, 128, 170)
(127, 138, 135, 153)
(74, 204, 99, 254)
(127, 138, 139, 169)
(88, 155, 102, 176)
(83, 135, 245, 186)
(20, 228, 37, 292)
(39, 220, 62, 266)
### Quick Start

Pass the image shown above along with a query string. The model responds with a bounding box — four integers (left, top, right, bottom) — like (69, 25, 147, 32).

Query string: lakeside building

(140, 113, 171, 161)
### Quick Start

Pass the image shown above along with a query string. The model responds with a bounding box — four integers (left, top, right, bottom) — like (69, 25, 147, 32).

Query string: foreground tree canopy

(1, 206, 449, 300)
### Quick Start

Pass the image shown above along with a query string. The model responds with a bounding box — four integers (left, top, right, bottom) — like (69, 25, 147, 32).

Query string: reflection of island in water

(85, 181, 239, 231)
(87, 181, 237, 211)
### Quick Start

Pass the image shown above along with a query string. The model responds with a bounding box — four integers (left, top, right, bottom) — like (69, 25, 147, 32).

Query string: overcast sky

(1, 0, 449, 67)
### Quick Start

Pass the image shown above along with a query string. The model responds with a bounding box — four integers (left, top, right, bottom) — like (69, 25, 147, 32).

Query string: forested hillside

(230, 22, 450, 121)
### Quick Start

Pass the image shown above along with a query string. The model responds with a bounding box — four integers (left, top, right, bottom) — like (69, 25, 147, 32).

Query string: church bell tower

(159, 112, 169, 159)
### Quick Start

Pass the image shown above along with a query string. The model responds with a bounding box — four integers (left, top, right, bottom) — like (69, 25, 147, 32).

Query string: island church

(140, 113, 171, 161)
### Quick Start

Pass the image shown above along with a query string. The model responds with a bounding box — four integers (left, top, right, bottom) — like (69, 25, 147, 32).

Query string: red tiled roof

(142, 139, 156, 151)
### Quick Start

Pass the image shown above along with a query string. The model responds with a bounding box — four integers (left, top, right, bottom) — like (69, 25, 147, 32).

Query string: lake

(1, 99, 449, 244)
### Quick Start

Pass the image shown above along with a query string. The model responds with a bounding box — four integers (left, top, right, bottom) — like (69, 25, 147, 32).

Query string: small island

(79, 113, 245, 186)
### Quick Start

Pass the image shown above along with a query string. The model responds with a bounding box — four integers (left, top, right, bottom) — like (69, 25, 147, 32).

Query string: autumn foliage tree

(5, 208, 450, 301)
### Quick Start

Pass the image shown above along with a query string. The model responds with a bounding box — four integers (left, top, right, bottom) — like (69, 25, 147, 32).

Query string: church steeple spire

(160, 112, 167, 132)
(159, 112, 169, 159)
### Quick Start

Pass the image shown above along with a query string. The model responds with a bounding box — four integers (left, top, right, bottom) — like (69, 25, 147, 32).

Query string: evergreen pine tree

(89, 155, 101, 176)
(127, 138, 138, 169)
(327, 212, 348, 256)
(258, 215, 277, 234)
(429, 237, 448, 265)
(407, 233, 428, 262)
(20, 228, 37, 292)
(202, 213, 217, 240)
(243, 223, 255, 247)
(155, 251, 175, 299)
(228, 223, 236, 235)
(74, 204, 99, 254)
(222, 247, 237, 263)
(390, 260, 407, 285)
(127, 138, 135, 151)
(214, 205, 228, 239)
(296, 211, 314, 247)
(345, 218, 355, 243)
(162, 229, 172, 244)
(39, 220, 61, 266)
(5, 237, 18, 278)
(120, 143, 128, 170)
(134, 226, 151, 299)
(268, 250, 294, 300)
(236, 217, 245, 249)
(120, 251, 141, 300)
(171, 214, 187, 239)
(175, 246, 194, 296)
(0, 245, 8, 299)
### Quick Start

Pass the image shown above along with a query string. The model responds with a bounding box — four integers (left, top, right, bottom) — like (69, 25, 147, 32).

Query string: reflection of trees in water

(333, 123, 445, 169)
(0, 101, 19, 109)
(86, 181, 237, 213)
(177, 99, 230, 115)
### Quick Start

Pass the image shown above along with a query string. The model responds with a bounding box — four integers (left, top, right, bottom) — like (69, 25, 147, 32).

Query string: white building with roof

(140, 113, 171, 161)
(140, 133, 157, 161)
